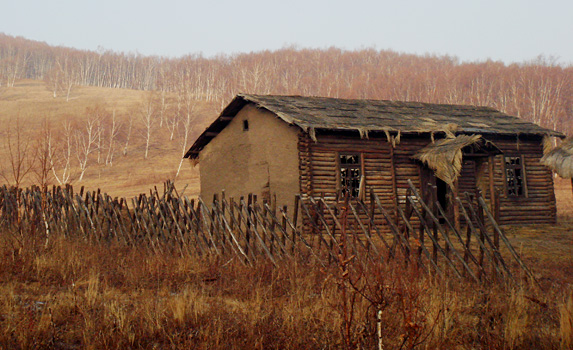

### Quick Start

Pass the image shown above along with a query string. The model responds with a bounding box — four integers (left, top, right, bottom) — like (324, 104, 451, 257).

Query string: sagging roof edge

(184, 94, 566, 160)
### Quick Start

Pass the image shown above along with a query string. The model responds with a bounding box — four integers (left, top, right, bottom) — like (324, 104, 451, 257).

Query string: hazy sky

(2, 0, 572, 64)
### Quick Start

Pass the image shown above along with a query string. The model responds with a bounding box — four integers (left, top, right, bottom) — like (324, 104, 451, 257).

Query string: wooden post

(271, 194, 277, 234)
(247, 194, 252, 251)
(281, 205, 288, 248)
(488, 155, 496, 212)
(453, 178, 460, 233)
(262, 199, 268, 244)
(389, 143, 399, 222)
(403, 188, 412, 240)
(229, 197, 235, 231)
(475, 191, 486, 280)
(292, 195, 300, 253)
(493, 190, 500, 250)
(431, 184, 440, 264)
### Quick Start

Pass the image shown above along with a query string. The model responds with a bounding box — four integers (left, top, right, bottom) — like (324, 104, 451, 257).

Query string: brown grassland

(0, 80, 218, 198)
(0, 182, 571, 349)
(0, 81, 573, 349)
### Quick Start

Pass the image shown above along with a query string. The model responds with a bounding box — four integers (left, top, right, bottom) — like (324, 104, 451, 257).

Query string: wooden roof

(185, 94, 564, 159)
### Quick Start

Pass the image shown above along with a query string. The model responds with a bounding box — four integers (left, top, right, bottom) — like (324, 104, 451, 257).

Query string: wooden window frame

(503, 155, 528, 198)
(337, 152, 362, 199)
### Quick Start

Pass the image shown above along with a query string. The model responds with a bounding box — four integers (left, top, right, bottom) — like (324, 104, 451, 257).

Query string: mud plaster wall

(198, 104, 300, 208)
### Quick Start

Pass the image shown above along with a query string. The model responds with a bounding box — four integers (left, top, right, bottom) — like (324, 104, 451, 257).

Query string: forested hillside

(1, 33, 571, 135)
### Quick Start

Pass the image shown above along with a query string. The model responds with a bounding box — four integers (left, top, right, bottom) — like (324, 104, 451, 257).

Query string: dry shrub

(0, 227, 570, 349)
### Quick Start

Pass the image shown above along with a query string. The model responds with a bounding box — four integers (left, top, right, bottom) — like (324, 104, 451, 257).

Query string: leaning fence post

(493, 189, 500, 250)
(430, 184, 439, 265)
(281, 205, 288, 248)
(292, 196, 300, 253)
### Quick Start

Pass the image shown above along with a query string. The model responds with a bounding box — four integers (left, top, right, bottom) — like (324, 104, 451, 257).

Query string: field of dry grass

(1, 220, 572, 349)
(0, 182, 570, 349)
(0, 80, 219, 198)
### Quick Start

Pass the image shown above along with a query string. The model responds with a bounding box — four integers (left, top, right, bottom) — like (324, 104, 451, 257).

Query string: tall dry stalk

(560, 292, 573, 349)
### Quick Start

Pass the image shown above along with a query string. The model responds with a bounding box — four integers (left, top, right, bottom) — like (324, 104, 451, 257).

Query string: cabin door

(418, 166, 450, 213)
(418, 164, 454, 224)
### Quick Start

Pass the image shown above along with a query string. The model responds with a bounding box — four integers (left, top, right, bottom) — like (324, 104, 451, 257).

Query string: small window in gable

(504, 155, 526, 197)
(339, 153, 361, 198)
(243, 119, 249, 131)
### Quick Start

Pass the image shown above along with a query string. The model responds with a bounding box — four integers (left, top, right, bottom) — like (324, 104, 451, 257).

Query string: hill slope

(0, 79, 218, 198)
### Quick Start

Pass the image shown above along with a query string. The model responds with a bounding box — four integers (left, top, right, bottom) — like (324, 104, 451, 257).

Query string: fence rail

(0, 181, 534, 285)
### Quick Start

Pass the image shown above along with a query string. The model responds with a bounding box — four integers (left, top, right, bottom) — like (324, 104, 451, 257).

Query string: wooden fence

(0, 180, 534, 285)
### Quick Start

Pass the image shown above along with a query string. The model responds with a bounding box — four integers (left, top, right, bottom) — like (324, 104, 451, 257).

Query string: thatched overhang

(185, 94, 564, 159)
(413, 135, 502, 186)
(541, 137, 573, 178)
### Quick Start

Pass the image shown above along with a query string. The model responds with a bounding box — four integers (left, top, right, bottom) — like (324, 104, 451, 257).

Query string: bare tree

(32, 118, 56, 187)
(139, 93, 157, 159)
(44, 66, 62, 98)
(122, 109, 135, 156)
(0, 117, 35, 187)
(105, 110, 122, 166)
(49, 121, 74, 185)
(61, 56, 78, 102)
(74, 115, 101, 181)
(175, 102, 196, 177)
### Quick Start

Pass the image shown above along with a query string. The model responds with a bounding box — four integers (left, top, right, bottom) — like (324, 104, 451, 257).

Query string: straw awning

(541, 137, 573, 179)
(414, 134, 500, 187)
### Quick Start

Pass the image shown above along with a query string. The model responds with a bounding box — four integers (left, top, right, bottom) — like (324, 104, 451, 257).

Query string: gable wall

(198, 104, 300, 208)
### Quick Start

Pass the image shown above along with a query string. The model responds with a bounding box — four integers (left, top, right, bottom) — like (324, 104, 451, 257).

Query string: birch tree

(49, 121, 74, 185)
(122, 109, 135, 156)
(175, 102, 196, 177)
(74, 116, 101, 181)
(105, 110, 122, 166)
(139, 93, 157, 159)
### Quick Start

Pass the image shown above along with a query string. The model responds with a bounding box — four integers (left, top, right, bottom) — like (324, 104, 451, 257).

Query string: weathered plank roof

(185, 94, 564, 159)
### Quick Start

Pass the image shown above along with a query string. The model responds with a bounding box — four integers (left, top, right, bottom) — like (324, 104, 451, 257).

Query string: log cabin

(185, 94, 565, 225)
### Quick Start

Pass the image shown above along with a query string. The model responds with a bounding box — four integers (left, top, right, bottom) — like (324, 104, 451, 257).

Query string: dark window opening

(243, 119, 249, 131)
(505, 156, 525, 196)
(339, 153, 361, 198)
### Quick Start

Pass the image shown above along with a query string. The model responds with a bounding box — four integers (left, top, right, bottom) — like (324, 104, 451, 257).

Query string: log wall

(298, 132, 557, 227)
(492, 136, 557, 225)
(299, 133, 396, 204)
(298, 133, 427, 232)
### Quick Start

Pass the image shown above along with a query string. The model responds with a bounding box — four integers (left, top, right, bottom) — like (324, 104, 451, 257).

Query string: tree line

(0, 33, 572, 136)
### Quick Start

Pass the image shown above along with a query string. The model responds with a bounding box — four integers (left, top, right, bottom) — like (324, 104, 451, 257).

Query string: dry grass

(0, 80, 217, 198)
(0, 184, 570, 348)
(1, 216, 573, 349)
(555, 177, 573, 220)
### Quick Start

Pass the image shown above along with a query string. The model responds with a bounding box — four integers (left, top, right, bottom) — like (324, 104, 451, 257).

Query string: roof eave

(183, 95, 249, 159)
